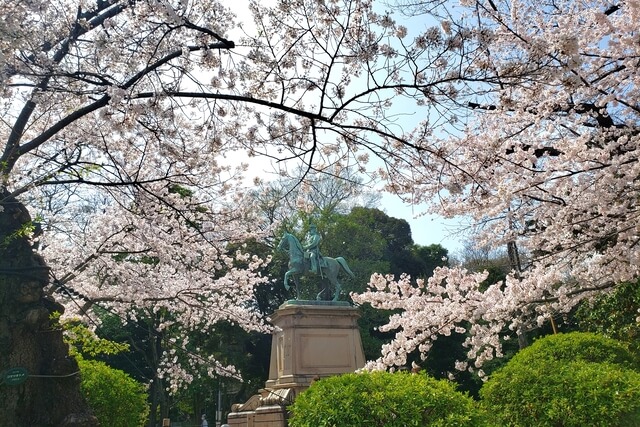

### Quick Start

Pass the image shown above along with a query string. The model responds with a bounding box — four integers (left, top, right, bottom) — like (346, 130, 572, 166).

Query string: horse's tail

(335, 257, 355, 278)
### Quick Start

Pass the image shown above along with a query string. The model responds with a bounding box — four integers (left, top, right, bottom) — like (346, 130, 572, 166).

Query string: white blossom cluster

(354, 0, 640, 371)
(40, 183, 272, 391)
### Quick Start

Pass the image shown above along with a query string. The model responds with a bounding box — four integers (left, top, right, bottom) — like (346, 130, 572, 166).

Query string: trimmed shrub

(78, 358, 149, 427)
(480, 332, 640, 426)
(288, 371, 488, 427)
(504, 332, 639, 368)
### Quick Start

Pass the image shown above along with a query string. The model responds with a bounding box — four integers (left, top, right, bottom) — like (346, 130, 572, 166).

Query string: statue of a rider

(303, 224, 323, 275)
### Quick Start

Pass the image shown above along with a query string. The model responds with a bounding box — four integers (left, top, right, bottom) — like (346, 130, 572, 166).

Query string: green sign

(3, 367, 29, 386)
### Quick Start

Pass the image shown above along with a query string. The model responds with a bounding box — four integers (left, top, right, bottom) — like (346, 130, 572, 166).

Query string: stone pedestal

(227, 301, 365, 427)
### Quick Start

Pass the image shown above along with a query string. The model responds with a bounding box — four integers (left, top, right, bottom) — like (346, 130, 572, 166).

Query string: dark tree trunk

(147, 327, 167, 427)
(0, 191, 97, 426)
(148, 375, 168, 427)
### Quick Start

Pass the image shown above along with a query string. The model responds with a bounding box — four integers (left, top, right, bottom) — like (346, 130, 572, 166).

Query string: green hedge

(78, 358, 149, 427)
(288, 371, 488, 427)
(504, 332, 638, 368)
(480, 332, 640, 427)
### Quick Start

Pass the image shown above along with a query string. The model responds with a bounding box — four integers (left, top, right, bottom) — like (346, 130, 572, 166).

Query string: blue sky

(226, 0, 468, 254)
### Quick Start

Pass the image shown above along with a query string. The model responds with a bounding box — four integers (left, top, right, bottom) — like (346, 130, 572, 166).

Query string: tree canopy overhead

(1, 0, 639, 423)
(351, 0, 640, 371)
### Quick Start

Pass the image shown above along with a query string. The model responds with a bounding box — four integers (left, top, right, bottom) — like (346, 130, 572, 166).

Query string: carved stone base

(227, 388, 292, 427)
(227, 301, 365, 427)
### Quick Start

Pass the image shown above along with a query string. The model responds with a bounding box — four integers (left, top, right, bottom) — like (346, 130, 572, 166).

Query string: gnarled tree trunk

(0, 191, 97, 426)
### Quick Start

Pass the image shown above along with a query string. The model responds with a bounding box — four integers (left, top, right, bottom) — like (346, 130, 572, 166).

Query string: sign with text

(2, 368, 29, 386)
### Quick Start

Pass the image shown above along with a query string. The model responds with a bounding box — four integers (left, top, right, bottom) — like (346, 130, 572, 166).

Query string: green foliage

(288, 371, 488, 427)
(314, 207, 449, 360)
(458, 242, 510, 291)
(329, 207, 415, 278)
(78, 357, 149, 427)
(321, 210, 390, 288)
(507, 332, 638, 368)
(82, 310, 155, 383)
(423, 331, 485, 397)
(168, 183, 194, 198)
(574, 281, 640, 354)
(0, 214, 42, 247)
(56, 314, 130, 358)
(55, 314, 149, 425)
(480, 332, 640, 426)
(411, 243, 449, 279)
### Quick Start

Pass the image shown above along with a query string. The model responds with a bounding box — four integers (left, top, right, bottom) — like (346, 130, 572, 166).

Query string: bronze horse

(277, 232, 355, 301)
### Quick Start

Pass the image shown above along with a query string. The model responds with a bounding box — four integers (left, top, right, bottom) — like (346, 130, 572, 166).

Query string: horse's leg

(325, 262, 341, 301)
(326, 274, 341, 301)
(332, 279, 341, 301)
(293, 274, 301, 300)
(285, 270, 303, 300)
(315, 268, 330, 300)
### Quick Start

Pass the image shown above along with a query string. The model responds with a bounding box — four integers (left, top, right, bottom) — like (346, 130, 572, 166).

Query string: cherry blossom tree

(0, 0, 456, 423)
(2, 0, 637, 423)
(353, 0, 640, 375)
(45, 185, 274, 426)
